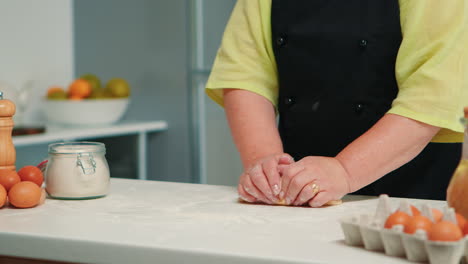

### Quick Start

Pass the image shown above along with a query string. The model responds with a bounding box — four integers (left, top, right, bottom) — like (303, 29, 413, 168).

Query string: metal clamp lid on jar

(48, 142, 106, 175)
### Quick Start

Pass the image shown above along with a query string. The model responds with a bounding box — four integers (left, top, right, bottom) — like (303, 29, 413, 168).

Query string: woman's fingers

(283, 169, 314, 205)
(263, 154, 294, 197)
(280, 163, 305, 202)
(292, 182, 320, 206)
(279, 156, 350, 207)
(262, 158, 281, 196)
(241, 170, 271, 204)
(277, 155, 294, 180)
(237, 153, 295, 205)
(278, 154, 294, 165)
(249, 165, 277, 203)
(237, 181, 256, 203)
(308, 191, 331, 208)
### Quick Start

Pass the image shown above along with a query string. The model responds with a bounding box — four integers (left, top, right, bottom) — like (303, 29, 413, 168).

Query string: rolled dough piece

(238, 198, 343, 207)
(324, 199, 343, 206)
(276, 199, 342, 207)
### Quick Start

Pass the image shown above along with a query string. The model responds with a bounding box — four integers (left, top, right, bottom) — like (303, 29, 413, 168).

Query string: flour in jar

(45, 142, 110, 199)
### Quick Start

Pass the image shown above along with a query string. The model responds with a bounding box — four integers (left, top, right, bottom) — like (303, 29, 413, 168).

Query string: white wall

(74, 0, 194, 182)
(0, 0, 74, 125)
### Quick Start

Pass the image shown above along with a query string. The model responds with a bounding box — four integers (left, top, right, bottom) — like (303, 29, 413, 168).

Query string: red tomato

(404, 215, 433, 234)
(17, 166, 44, 187)
(0, 169, 21, 191)
(384, 211, 411, 229)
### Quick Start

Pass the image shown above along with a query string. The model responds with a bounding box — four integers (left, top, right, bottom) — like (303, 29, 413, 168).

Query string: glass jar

(461, 117, 468, 160)
(447, 108, 468, 217)
(45, 142, 110, 199)
(451, 115, 468, 175)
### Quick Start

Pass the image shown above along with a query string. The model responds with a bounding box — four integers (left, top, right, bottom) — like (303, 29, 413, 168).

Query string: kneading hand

(279, 156, 351, 207)
(238, 153, 294, 204)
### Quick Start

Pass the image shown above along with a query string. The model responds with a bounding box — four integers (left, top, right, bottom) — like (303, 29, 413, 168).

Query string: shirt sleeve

(389, 0, 468, 142)
(205, 0, 278, 108)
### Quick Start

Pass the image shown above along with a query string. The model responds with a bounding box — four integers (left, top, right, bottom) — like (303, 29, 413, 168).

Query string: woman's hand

(279, 156, 351, 207)
(238, 153, 294, 204)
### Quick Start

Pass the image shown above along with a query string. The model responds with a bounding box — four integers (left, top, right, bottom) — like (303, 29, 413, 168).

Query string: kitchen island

(0, 178, 445, 264)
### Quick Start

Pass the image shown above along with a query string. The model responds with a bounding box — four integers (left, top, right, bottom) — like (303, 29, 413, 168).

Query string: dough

(323, 199, 343, 206)
(238, 198, 343, 207)
(276, 199, 342, 206)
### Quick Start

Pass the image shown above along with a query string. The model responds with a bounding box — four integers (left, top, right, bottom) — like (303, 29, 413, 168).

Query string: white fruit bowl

(43, 98, 130, 126)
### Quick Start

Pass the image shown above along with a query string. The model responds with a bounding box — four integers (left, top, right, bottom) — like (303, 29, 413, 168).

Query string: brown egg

(456, 213, 466, 230)
(404, 215, 433, 234)
(428, 221, 463, 241)
(384, 211, 411, 229)
(411, 205, 421, 216)
(432, 208, 444, 222)
(0, 169, 20, 192)
(464, 220, 468, 236)
(0, 184, 6, 208)
(8, 181, 41, 208)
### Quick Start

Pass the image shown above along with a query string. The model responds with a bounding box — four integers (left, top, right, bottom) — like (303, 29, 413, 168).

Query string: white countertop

(0, 178, 445, 264)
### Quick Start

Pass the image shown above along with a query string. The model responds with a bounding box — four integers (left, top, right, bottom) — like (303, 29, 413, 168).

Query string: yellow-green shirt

(206, 0, 468, 142)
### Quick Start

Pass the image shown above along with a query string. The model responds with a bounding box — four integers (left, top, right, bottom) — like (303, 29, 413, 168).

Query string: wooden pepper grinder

(0, 91, 16, 171)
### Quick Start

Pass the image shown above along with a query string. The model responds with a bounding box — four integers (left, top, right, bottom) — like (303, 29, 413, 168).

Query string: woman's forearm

(336, 113, 441, 192)
(223, 89, 283, 169)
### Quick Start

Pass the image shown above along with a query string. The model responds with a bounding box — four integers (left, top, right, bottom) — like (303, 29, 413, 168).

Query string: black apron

(271, 0, 461, 200)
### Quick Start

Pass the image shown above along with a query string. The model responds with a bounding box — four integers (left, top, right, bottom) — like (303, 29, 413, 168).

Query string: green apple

(104, 78, 131, 98)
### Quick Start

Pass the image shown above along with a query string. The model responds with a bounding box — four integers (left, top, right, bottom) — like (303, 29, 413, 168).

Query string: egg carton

(340, 195, 467, 264)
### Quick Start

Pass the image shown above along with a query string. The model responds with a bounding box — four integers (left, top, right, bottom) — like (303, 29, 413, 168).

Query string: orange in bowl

(68, 79, 92, 98)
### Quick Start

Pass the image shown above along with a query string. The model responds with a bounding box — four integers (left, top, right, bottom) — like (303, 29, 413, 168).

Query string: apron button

(355, 103, 365, 114)
(277, 36, 287, 47)
(359, 39, 368, 48)
(284, 97, 295, 106)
